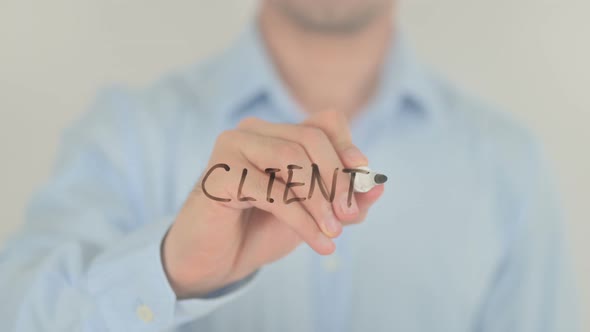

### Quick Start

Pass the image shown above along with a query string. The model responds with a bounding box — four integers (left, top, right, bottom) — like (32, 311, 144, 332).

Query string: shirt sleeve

(0, 88, 256, 332)
(474, 137, 581, 332)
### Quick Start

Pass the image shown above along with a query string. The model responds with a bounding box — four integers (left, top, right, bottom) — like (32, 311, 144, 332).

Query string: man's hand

(162, 111, 384, 298)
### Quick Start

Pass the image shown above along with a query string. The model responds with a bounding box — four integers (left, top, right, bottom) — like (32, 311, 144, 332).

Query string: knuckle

(301, 127, 327, 143)
(216, 130, 237, 145)
(277, 141, 305, 161)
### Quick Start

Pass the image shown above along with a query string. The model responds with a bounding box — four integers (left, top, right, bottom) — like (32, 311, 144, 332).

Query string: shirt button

(322, 254, 341, 272)
(136, 304, 154, 323)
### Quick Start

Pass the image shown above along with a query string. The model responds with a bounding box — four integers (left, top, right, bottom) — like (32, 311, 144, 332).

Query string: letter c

(201, 163, 231, 202)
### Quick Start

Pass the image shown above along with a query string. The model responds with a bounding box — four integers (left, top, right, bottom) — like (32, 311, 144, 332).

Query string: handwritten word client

(201, 163, 387, 207)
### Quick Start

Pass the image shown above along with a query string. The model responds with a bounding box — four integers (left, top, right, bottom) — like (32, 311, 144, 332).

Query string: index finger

(303, 110, 368, 168)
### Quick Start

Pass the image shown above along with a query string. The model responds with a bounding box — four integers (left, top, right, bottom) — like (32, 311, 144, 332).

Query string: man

(0, 0, 579, 331)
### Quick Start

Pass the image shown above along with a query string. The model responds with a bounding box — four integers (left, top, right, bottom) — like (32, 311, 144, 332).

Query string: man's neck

(258, 4, 394, 117)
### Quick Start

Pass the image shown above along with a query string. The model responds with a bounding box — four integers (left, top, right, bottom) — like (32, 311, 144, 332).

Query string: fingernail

(340, 194, 359, 216)
(341, 146, 368, 167)
(324, 215, 342, 237)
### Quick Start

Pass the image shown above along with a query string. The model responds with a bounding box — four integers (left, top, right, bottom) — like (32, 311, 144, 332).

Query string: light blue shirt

(0, 22, 579, 331)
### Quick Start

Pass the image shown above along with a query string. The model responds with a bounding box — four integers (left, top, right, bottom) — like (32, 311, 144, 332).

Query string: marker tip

(374, 174, 388, 184)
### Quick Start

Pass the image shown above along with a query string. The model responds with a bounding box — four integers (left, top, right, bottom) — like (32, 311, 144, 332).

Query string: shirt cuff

(86, 217, 257, 331)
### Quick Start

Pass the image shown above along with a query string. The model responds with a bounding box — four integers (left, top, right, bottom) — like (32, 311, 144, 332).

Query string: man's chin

(271, 0, 392, 35)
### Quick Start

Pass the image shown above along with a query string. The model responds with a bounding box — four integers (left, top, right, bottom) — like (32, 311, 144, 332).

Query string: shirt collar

(206, 20, 442, 126)
(367, 31, 443, 126)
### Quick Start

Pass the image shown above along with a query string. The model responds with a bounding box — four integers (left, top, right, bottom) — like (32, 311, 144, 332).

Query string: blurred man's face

(268, 0, 394, 34)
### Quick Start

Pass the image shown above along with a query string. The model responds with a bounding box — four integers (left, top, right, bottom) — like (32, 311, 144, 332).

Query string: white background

(1, 0, 588, 328)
